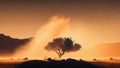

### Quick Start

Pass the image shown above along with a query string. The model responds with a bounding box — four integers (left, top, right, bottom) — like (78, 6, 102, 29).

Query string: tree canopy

(44, 37, 81, 58)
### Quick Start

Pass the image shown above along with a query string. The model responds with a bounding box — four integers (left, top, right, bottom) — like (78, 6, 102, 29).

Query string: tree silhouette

(44, 37, 81, 58)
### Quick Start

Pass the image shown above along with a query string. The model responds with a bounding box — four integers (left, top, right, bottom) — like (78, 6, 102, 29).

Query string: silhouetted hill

(16, 58, 101, 68)
(89, 42, 120, 58)
(0, 33, 31, 56)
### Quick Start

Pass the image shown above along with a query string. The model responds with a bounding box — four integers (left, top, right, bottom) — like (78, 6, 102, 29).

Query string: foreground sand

(0, 59, 26, 68)
(0, 59, 120, 68)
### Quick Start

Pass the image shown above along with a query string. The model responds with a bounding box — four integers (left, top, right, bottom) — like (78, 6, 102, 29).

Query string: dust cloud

(14, 16, 71, 59)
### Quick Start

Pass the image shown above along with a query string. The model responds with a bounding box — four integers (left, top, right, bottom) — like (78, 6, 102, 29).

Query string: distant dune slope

(0, 33, 31, 56)
(89, 42, 120, 58)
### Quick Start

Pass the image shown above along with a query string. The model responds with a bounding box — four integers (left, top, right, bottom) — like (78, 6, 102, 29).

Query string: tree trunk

(55, 49, 64, 59)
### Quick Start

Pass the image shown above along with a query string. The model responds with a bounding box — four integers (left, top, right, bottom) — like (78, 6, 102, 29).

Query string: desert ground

(0, 58, 120, 68)
(0, 59, 26, 68)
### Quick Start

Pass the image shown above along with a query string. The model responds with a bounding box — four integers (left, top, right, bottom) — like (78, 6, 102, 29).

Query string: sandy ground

(0, 59, 120, 68)
(0, 59, 27, 68)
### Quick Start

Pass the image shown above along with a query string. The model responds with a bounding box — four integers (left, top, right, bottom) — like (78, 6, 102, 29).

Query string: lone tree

(44, 37, 81, 58)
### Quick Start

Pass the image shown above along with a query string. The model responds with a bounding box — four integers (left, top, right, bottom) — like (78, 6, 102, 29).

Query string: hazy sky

(0, 0, 120, 48)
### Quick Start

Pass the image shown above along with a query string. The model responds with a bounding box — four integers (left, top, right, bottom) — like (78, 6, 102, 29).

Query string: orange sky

(0, 0, 120, 59)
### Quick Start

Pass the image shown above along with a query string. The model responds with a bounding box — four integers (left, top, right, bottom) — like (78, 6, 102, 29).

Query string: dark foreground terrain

(0, 58, 120, 68)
